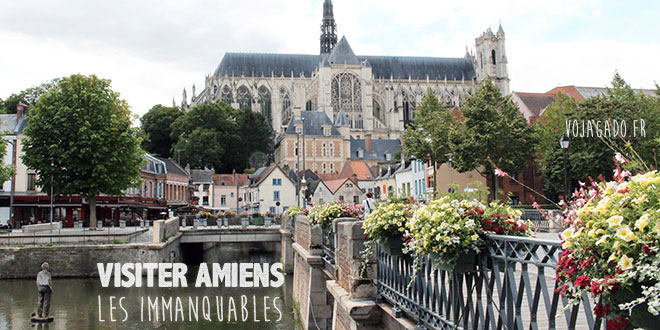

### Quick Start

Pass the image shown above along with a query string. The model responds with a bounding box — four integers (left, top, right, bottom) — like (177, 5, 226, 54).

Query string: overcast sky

(1, 0, 658, 117)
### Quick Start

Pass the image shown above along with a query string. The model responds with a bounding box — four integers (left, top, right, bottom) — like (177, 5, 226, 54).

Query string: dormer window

(357, 148, 364, 158)
(385, 152, 392, 161)
(295, 125, 302, 134)
(324, 127, 331, 136)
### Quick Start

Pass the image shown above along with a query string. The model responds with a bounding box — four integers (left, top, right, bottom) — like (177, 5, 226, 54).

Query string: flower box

(430, 251, 477, 273)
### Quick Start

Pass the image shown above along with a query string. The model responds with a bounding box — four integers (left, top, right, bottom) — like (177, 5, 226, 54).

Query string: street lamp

(559, 134, 570, 201)
(446, 152, 454, 193)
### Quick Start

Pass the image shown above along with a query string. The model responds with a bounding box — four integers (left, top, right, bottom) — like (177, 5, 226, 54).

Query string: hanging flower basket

(430, 251, 478, 273)
(377, 235, 405, 256)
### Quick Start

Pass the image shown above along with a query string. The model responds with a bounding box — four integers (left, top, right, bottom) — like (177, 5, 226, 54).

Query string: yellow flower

(618, 255, 634, 271)
(561, 227, 575, 240)
(595, 235, 610, 246)
(608, 254, 618, 263)
(607, 215, 624, 228)
(635, 214, 650, 232)
(613, 241, 621, 250)
(615, 227, 637, 242)
(588, 229, 596, 238)
(471, 234, 479, 240)
(595, 229, 606, 235)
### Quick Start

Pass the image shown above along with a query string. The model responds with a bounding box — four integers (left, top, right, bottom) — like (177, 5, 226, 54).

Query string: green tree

(402, 89, 454, 164)
(535, 73, 660, 195)
(140, 104, 183, 158)
(22, 74, 143, 228)
(450, 79, 535, 201)
(171, 103, 273, 172)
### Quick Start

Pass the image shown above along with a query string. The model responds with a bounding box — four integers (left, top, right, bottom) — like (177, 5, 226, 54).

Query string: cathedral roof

(334, 108, 349, 127)
(284, 111, 342, 137)
(327, 36, 360, 65)
(214, 53, 476, 80)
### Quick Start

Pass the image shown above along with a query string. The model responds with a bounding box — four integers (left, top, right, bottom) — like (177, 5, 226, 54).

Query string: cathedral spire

(320, 0, 337, 54)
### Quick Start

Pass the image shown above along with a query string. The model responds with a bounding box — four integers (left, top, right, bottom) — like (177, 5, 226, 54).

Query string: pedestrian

(362, 192, 377, 220)
(36, 262, 52, 318)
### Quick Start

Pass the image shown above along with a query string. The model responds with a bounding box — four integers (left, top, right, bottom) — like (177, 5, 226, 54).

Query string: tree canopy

(170, 103, 272, 172)
(140, 104, 183, 158)
(22, 74, 143, 228)
(402, 89, 455, 165)
(534, 73, 660, 195)
(449, 79, 535, 200)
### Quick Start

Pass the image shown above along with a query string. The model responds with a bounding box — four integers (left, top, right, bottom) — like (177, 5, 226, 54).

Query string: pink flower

(614, 153, 626, 164)
(494, 168, 508, 177)
(532, 202, 539, 209)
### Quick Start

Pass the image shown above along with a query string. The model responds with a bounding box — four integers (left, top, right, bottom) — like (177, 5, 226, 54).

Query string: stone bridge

(178, 227, 281, 243)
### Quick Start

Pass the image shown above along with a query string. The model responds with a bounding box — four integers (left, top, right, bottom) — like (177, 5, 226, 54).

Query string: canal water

(0, 243, 298, 330)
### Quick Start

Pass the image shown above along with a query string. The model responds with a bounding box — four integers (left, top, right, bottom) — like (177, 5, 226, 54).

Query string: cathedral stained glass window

(258, 86, 272, 123)
(221, 85, 232, 104)
(237, 86, 252, 110)
(331, 72, 361, 116)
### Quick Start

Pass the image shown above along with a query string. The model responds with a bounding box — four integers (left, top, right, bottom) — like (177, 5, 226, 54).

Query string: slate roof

(214, 37, 476, 80)
(350, 138, 402, 162)
(156, 157, 189, 178)
(0, 114, 18, 133)
(334, 108, 349, 127)
(191, 169, 213, 183)
(513, 92, 556, 117)
(327, 36, 360, 65)
(284, 111, 341, 137)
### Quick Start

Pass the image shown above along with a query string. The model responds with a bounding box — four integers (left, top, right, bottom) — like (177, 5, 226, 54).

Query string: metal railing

(322, 225, 336, 277)
(377, 235, 603, 329)
(521, 209, 551, 232)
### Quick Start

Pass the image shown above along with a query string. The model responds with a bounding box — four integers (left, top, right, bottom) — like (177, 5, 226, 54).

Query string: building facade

(182, 0, 509, 141)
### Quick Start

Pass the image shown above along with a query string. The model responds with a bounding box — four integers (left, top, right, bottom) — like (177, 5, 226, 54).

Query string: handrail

(376, 235, 603, 330)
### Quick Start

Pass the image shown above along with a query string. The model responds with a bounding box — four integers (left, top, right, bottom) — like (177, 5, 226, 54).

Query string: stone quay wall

(0, 236, 181, 279)
(152, 217, 181, 244)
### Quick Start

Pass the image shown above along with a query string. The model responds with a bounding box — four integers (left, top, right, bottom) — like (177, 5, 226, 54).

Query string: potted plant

(239, 211, 249, 226)
(252, 211, 263, 226)
(265, 211, 275, 226)
(308, 202, 361, 229)
(406, 196, 486, 272)
(223, 210, 235, 227)
(556, 166, 660, 329)
(363, 202, 413, 255)
(479, 203, 532, 272)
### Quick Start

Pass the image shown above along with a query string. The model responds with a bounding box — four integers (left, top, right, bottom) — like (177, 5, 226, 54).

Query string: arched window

(236, 86, 251, 110)
(355, 114, 363, 129)
(258, 86, 272, 123)
(402, 91, 416, 127)
(280, 87, 291, 123)
(329, 142, 334, 157)
(491, 49, 497, 65)
(372, 96, 384, 124)
(331, 72, 362, 115)
(221, 85, 232, 104)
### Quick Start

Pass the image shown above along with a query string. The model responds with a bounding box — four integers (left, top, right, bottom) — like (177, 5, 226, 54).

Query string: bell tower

(320, 0, 337, 54)
(474, 24, 509, 95)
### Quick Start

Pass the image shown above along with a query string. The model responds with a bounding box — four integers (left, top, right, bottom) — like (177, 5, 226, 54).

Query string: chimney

(365, 134, 372, 153)
(16, 102, 28, 122)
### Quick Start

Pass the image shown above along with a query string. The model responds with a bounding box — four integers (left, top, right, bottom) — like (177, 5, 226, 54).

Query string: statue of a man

(36, 262, 52, 318)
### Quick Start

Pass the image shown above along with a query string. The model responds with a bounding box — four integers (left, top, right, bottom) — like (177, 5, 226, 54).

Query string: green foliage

(402, 89, 454, 164)
(0, 78, 60, 113)
(170, 103, 272, 172)
(534, 73, 660, 195)
(140, 104, 183, 158)
(243, 168, 256, 174)
(449, 79, 535, 200)
(0, 136, 14, 185)
(22, 74, 144, 228)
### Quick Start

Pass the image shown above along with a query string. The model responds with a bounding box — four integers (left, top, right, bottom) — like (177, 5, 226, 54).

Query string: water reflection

(0, 243, 297, 330)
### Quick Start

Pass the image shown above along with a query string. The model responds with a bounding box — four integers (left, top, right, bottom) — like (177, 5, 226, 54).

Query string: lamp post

(446, 152, 454, 193)
(559, 134, 570, 201)
(5, 138, 16, 228)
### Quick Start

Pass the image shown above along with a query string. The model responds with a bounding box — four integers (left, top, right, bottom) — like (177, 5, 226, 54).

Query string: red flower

(575, 274, 591, 288)
(476, 208, 484, 214)
(485, 219, 493, 225)
(616, 187, 629, 194)
(468, 210, 475, 215)
(642, 244, 651, 255)
(606, 316, 628, 330)
(483, 225, 492, 231)
(591, 280, 603, 295)
(493, 226, 504, 234)
(593, 303, 610, 317)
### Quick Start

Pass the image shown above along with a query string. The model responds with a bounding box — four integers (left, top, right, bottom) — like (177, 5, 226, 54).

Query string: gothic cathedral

(182, 0, 509, 140)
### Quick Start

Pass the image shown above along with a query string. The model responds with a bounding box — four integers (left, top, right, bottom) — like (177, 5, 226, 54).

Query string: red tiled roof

(323, 177, 359, 194)
(214, 173, 249, 186)
(339, 160, 374, 181)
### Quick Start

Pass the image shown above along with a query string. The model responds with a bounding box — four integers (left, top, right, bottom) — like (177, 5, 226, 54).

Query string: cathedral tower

(320, 0, 337, 54)
(474, 24, 509, 95)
